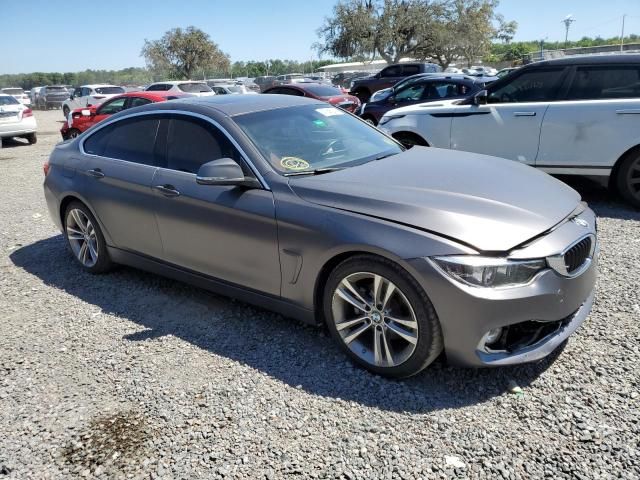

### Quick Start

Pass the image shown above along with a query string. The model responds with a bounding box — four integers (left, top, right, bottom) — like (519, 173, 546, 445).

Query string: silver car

(43, 95, 597, 378)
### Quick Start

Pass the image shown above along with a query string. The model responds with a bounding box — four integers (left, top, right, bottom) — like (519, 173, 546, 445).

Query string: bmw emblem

(573, 218, 589, 228)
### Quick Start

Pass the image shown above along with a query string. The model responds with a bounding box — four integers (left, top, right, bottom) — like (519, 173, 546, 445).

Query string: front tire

(616, 150, 640, 208)
(323, 255, 443, 378)
(63, 105, 70, 118)
(64, 201, 113, 273)
(67, 128, 81, 139)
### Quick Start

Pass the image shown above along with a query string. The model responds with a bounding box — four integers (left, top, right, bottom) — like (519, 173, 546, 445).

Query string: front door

(451, 66, 568, 165)
(80, 115, 164, 257)
(151, 115, 281, 296)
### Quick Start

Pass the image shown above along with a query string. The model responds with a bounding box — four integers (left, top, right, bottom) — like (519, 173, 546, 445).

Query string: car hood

(287, 147, 580, 252)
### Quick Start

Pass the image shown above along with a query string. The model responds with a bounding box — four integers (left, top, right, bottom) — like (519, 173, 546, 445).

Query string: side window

(84, 117, 160, 165)
(380, 66, 401, 77)
(128, 97, 152, 108)
(73, 87, 82, 97)
(164, 117, 241, 174)
(81, 87, 91, 97)
(212, 87, 227, 95)
(402, 65, 420, 76)
(395, 84, 426, 102)
(488, 68, 566, 103)
(567, 66, 640, 100)
(147, 84, 168, 92)
(432, 82, 463, 99)
(97, 97, 126, 115)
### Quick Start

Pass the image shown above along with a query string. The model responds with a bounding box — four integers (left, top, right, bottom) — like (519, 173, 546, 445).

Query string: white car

(0, 94, 37, 147)
(209, 84, 258, 95)
(145, 81, 215, 97)
(1, 88, 31, 106)
(378, 55, 640, 207)
(62, 84, 125, 117)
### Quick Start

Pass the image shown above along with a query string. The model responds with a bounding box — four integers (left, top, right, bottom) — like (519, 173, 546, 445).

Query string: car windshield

(234, 104, 403, 175)
(303, 85, 344, 97)
(2, 88, 23, 95)
(0, 96, 19, 105)
(95, 87, 125, 95)
(178, 83, 213, 93)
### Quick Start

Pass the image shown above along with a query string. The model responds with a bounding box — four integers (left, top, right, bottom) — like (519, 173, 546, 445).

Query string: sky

(1, 0, 639, 74)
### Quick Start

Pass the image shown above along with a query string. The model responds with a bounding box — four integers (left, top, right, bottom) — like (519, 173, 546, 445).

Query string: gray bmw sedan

(43, 95, 597, 378)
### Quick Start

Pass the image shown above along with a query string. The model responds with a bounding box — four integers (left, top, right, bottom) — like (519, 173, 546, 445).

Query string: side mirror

(472, 89, 488, 105)
(196, 158, 260, 188)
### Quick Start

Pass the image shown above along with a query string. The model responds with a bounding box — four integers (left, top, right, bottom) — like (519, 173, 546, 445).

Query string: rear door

(537, 64, 640, 174)
(378, 65, 404, 90)
(151, 114, 280, 295)
(450, 66, 567, 165)
(80, 115, 164, 257)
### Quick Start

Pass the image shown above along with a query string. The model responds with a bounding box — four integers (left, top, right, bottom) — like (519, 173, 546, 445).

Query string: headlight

(378, 114, 405, 126)
(432, 256, 547, 288)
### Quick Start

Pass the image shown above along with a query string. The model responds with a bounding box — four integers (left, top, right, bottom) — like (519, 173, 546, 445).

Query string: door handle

(616, 109, 640, 115)
(153, 184, 180, 197)
(86, 168, 104, 178)
(513, 111, 536, 117)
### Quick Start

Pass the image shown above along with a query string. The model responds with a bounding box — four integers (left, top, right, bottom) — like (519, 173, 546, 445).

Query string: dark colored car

(43, 95, 597, 378)
(350, 62, 442, 102)
(358, 75, 486, 125)
(60, 91, 185, 140)
(37, 85, 70, 110)
(253, 76, 277, 92)
(263, 83, 360, 113)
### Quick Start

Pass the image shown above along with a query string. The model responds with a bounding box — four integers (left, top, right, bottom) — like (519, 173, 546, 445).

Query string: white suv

(62, 84, 125, 117)
(145, 81, 215, 97)
(379, 55, 640, 207)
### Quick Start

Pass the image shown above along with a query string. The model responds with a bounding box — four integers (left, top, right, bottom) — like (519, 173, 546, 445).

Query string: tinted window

(129, 97, 153, 108)
(402, 65, 420, 75)
(395, 84, 426, 102)
(165, 117, 240, 174)
(94, 86, 125, 95)
(0, 96, 19, 105)
(488, 68, 566, 103)
(303, 85, 343, 97)
(84, 117, 160, 165)
(81, 87, 91, 96)
(97, 97, 126, 115)
(381, 66, 401, 77)
(432, 82, 463, 99)
(178, 83, 212, 93)
(567, 66, 640, 100)
(147, 84, 169, 91)
(270, 87, 303, 96)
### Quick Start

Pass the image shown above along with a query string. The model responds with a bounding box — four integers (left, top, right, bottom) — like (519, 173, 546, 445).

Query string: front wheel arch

(392, 131, 430, 149)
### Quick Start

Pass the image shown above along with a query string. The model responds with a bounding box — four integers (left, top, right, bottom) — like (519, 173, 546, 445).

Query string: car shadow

(11, 235, 563, 414)
(556, 175, 640, 220)
(0, 137, 30, 148)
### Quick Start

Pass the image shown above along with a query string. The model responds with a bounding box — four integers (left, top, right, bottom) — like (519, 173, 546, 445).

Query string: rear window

(2, 88, 23, 95)
(83, 117, 160, 166)
(303, 85, 344, 97)
(178, 83, 212, 93)
(94, 87, 125, 95)
(47, 86, 67, 92)
(0, 96, 19, 105)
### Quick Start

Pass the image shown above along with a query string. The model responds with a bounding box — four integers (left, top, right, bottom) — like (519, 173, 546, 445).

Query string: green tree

(141, 26, 230, 80)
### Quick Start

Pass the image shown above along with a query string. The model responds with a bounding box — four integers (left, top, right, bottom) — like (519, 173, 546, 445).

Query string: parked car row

(378, 54, 640, 208)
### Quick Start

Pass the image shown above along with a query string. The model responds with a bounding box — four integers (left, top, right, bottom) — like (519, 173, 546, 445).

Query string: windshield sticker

(280, 157, 310, 171)
(316, 107, 345, 117)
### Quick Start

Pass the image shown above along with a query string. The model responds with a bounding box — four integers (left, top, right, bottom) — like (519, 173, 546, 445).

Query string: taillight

(23, 108, 33, 118)
(43, 161, 50, 176)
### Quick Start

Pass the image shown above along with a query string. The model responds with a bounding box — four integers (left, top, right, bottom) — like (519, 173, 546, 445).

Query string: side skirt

(107, 246, 318, 325)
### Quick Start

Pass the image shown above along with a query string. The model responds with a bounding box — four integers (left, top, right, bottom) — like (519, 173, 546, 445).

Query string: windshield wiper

(283, 167, 344, 177)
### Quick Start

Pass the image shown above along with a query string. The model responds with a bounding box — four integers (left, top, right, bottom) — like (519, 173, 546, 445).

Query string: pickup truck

(349, 62, 441, 102)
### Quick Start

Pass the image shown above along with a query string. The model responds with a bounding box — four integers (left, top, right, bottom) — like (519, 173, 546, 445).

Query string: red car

(60, 91, 184, 140)
(263, 83, 360, 113)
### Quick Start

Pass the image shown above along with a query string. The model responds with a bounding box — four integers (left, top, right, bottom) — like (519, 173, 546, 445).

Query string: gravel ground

(0, 110, 639, 479)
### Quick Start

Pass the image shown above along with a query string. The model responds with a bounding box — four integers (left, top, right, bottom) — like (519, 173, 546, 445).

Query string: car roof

(529, 54, 640, 67)
(80, 84, 120, 88)
(170, 94, 322, 116)
(149, 80, 208, 85)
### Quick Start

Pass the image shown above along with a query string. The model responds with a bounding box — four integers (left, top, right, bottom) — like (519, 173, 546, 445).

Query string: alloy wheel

(625, 156, 640, 201)
(66, 208, 99, 267)
(331, 272, 418, 368)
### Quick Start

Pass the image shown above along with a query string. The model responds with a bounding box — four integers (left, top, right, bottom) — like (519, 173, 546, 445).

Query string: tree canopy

(141, 26, 230, 80)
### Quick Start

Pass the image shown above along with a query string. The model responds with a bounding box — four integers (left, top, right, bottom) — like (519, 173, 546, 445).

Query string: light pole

(621, 14, 627, 52)
(562, 14, 575, 48)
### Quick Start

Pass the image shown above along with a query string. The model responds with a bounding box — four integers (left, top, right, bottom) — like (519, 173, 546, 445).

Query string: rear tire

(26, 133, 37, 145)
(362, 115, 377, 126)
(616, 150, 640, 208)
(64, 201, 113, 274)
(68, 128, 81, 139)
(323, 254, 443, 378)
